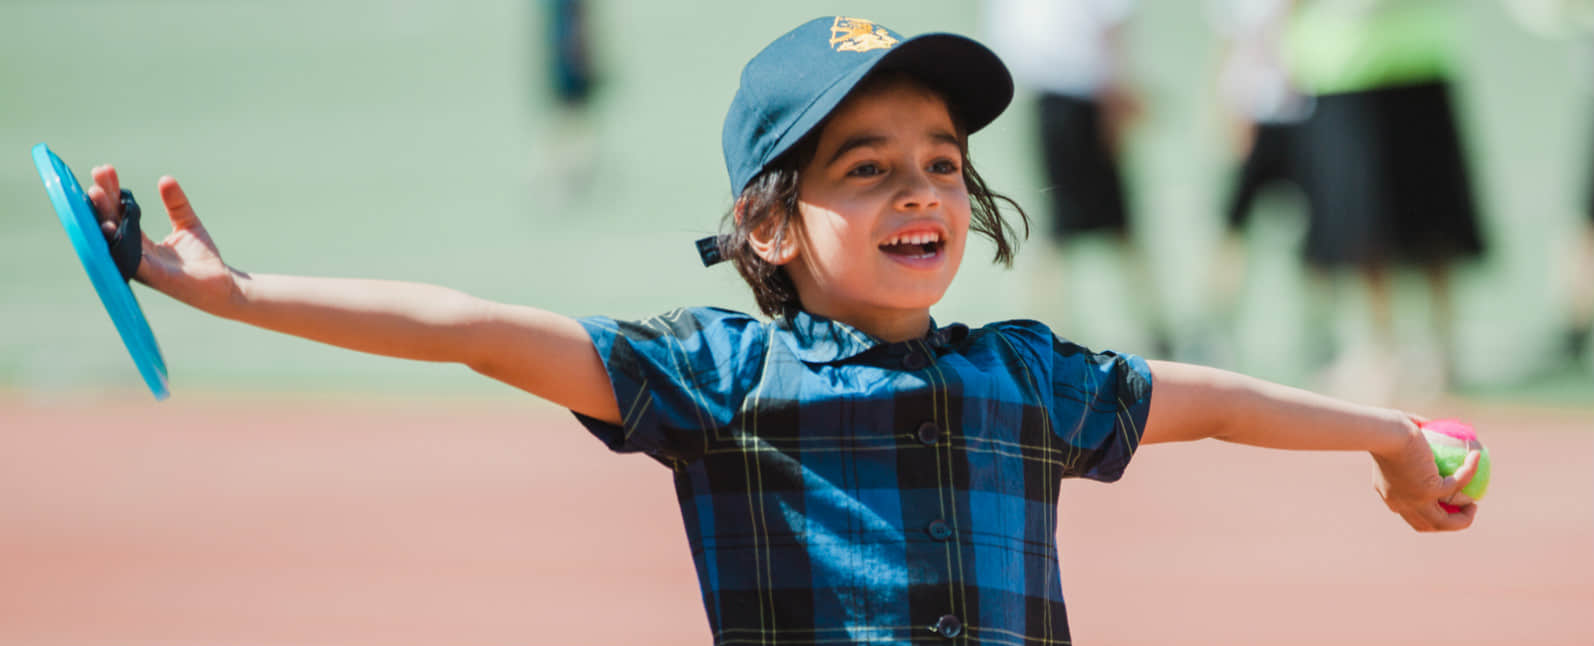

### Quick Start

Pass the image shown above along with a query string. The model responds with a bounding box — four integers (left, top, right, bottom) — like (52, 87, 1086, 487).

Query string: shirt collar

(776, 309, 969, 364)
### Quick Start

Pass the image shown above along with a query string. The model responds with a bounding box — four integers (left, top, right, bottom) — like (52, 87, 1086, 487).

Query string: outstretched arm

(85, 165, 620, 425)
(1141, 360, 1481, 532)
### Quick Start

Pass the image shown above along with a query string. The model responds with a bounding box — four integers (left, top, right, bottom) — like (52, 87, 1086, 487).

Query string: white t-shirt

(1207, 0, 1312, 123)
(982, 0, 1135, 98)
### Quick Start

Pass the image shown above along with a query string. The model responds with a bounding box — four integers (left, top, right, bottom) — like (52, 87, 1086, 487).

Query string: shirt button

(902, 351, 929, 370)
(926, 519, 952, 541)
(915, 421, 941, 445)
(933, 614, 963, 638)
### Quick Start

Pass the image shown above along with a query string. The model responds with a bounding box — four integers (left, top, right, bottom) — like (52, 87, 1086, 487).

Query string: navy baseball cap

(722, 16, 1014, 196)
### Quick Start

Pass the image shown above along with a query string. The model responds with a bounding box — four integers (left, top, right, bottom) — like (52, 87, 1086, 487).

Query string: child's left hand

(1371, 417, 1481, 532)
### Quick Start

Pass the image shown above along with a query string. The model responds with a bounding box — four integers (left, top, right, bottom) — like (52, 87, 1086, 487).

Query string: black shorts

(1225, 122, 1302, 231)
(1036, 93, 1129, 239)
(549, 0, 595, 105)
(1293, 81, 1486, 268)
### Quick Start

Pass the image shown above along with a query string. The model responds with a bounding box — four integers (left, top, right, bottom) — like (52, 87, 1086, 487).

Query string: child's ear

(743, 200, 799, 266)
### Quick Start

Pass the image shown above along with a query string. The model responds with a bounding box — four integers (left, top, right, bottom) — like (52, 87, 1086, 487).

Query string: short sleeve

(572, 307, 764, 464)
(1049, 336, 1153, 482)
(994, 321, 1153, 482)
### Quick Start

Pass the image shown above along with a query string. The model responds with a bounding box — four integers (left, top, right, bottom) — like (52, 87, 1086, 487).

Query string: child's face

(781, 78, 970, 336)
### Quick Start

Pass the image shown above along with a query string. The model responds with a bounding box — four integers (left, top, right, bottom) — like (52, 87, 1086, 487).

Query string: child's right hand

(86, 165, 241, 316)
(1372, 417, 1481, 532)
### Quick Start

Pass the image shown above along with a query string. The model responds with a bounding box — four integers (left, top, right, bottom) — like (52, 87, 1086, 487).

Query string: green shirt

(1285, 0, 1458, 95)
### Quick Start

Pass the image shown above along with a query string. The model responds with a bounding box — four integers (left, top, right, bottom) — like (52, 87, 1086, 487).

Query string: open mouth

(878, 231, 945, 259)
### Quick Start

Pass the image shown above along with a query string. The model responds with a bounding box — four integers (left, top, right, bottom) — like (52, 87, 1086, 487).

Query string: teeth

(884, 232, 941, 246)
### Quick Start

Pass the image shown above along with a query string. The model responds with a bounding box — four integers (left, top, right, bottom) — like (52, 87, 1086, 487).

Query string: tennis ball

(1420, 418, 1491, 512)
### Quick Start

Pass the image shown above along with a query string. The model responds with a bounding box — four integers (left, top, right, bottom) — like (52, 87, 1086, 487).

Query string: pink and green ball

(1421, 419, 1491, 511)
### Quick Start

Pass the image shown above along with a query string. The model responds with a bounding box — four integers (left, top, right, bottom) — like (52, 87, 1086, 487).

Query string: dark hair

(719, 73, 1030, 317)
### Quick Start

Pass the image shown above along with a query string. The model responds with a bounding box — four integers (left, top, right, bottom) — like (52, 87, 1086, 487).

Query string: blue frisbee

(32, 143, 170, 400)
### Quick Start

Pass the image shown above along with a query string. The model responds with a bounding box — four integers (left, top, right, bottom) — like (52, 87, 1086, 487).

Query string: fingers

(1399, 499, 1476, 533)
(93, 164, 122, 201)
(87, 165, 123, 235)
(1441, 450, 1482, 499)
(1430, 501, 1478, 531)
(158, 176, 203, 231)
(84, 169, 202, 240)
(1410, 514, 1440, 532)
(87, 186, 117, 236)
(1410, 451, 1482, 532)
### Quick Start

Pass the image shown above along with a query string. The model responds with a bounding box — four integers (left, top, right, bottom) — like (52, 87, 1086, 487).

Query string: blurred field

(2, 394, 1590, 645)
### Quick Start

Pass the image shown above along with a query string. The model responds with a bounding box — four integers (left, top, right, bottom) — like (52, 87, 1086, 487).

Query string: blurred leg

(1567, 222, 1594, 362)
(1422, 261, 1458, 394)
(1188, 233, 1248, 367)
(1115, 232, 1172, 358)
(1318, 264, 1398, 406)
(1302, 267, 1338, 369)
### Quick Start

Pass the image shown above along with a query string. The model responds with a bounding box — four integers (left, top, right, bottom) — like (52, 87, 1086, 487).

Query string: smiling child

(85, 16, 1480, 645)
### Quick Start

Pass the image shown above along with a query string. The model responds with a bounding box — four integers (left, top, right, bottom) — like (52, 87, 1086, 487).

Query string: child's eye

(847, 163, 883, 178)
(929, 159, 960, 175)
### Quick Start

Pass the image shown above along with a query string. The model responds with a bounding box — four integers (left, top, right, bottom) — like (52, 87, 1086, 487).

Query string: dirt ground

(2, 393, 1590, 645)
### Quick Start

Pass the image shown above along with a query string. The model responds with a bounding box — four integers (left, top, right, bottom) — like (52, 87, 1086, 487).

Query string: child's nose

(893, 169, 941, 211)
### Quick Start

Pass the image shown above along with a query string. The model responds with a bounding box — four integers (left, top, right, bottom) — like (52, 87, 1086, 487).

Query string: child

(86, 16, 1480, 645)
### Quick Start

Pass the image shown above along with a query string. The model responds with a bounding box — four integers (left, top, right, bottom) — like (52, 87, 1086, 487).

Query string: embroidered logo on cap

(829, 17, 897, 53)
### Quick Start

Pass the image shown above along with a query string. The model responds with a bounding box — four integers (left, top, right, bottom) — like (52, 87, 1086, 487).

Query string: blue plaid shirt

(574, 307, 1153, 645)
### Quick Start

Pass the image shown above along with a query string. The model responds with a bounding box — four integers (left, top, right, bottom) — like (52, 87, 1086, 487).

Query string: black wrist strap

(108, 189, 142, 282)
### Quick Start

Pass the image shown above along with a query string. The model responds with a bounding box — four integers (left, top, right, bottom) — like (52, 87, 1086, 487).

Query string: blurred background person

(1282, 0, 1489, 404)
(983, 0, 1173, 358)
(532, 0, 601, 206)
(1199, 0, 1323, 368)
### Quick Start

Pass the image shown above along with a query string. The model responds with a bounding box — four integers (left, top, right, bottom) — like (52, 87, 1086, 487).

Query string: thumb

(157, 176, 203, 232)
(1441, 449, 1482, 497)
